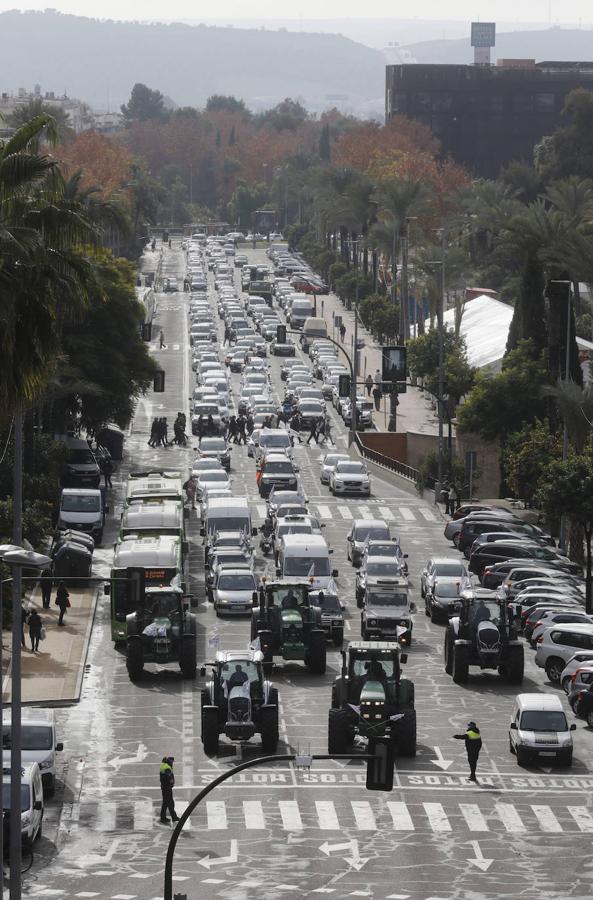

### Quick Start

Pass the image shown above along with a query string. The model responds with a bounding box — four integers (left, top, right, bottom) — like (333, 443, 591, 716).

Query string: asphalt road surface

(24, 243, 593, 900)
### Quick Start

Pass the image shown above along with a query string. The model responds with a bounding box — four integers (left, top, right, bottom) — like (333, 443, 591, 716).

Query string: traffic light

(366, 738, 394, 792)
(142, 322, 152, 342)
(276, 324, 287, 344)
(126, 567, 146, 609)
(338, 374, 351, 398)
(153, 370, 165, 392)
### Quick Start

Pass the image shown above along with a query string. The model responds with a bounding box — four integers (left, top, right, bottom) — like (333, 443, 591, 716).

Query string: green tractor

(251, 580, 326, 674)
(200, 650, 279, 755)
(125, 586, 197, 681)
(328, 640, 416, 757)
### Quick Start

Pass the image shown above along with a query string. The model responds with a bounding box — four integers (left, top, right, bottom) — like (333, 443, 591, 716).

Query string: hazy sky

(0, 0, 592, 23)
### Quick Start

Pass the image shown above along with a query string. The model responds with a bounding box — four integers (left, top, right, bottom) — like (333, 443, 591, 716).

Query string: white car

(530, 611, 593, 647)
(320, 452, 350, 485)
(535, 622, 593, 683)
(560, 651, 593, 692)
(212, 569, 259, 616)
(420, 557, 470, 599)
(329, 461, 370, 496)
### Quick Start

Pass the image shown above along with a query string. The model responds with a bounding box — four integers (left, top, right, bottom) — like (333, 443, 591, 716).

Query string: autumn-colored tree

(59, 132, 134, 197)
(333, 116, 440, 172)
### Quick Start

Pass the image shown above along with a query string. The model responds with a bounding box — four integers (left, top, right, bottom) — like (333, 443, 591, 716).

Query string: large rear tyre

(328, 708, 351, 754)
(179, 636, 197, 678)
(502, 645, 524, 685)
(397, 710, 417, 757)
(260, 704, 279, 753)
(444, 629, 454, 676)
(308, 630, 327, 674)
(259, 629, 274, 675)
(202, 707, 220, 756)
(452, 643, 469, 685)
(126, 640, 144, 681)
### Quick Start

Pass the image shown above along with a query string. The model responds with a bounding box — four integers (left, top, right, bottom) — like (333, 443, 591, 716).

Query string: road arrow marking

(467, 840, 494, 872)
(108, 743, 148, 771)
(320, 839, 369, 870)
(431, 746, 454, 771)
(198, 839, 238, 870)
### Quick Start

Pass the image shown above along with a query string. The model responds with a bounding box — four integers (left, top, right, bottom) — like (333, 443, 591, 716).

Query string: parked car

(534, 622, 593, 683)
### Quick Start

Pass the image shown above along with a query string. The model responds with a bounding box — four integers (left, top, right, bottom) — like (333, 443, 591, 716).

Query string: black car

(271, 339, 296, 357)
(458, 517, 553, 556)
(569, 681, 593, 726)
(258, 457, 299, 498)
(470, 541, 581, 580)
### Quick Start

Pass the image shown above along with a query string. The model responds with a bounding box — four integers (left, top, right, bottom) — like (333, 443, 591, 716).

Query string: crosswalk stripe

(338, 505, 353, 519)
(568, 806, 593, 832)
(256, 504, 267, 518)
(496, 803, 525, 832)
(418, 508, 437, 522)
(358, 506, 372, 519)
(531, 805, 562, 832)
(423, 803, 451, 832)
(316, 505, 332, 520)
(379, 506, 395, 521)
(133, 800, 154, 831)
(280, 800, 303, 831)
(243, 800, 265, 829)
(387, 801, 414, 830)
(399, 507, 415, 521)
(459, 803, 489, 832)
(207, 800, 228, 829)
(96, 801, 116, 832)
(351, 801, 376, 830)
(175, 801, 192, 829)
(316, 801, 339, 830)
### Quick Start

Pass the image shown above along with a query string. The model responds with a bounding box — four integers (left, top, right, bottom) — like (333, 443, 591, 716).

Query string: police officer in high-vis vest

(453, 722, 482, 782)
(159, 756, 179, 824)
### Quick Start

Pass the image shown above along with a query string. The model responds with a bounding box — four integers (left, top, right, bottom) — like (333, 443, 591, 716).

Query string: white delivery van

(300, 317, 328, 351)
(3, 709, 63, 795)
(288, 296, 314, 329)
(202, 497, 256, 557)
(58, 487, 107, 544)
(277, 533, 338, 592)
(2, 762, 44, 847)
(509, 693, 576, 767)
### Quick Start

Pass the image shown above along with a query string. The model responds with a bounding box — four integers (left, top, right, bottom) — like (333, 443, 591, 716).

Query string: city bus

(119, 498, 186, 542)
(125, 471, 184, 505)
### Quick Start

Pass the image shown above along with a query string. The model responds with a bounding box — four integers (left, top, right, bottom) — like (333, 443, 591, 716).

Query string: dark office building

(386, 61, 593, 177)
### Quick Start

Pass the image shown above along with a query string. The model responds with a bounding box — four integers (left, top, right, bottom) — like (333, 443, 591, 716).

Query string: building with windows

(385, 60, 593, 177)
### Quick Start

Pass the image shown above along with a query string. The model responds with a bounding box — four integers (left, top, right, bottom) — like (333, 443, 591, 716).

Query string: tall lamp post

(424, 256, 446, 494)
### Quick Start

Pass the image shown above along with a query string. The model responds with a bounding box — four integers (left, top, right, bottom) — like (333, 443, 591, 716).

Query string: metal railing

(355, 434, 419, 483)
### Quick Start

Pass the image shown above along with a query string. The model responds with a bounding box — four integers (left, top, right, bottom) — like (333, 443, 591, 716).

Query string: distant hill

(400, 27, 593, 65)
(0, 10, 385, 116)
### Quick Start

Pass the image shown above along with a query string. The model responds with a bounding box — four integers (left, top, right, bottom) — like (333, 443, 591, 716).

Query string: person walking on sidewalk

(372, 386, 382, 413)
(448, 481, 459, 512)
(183, 475, 197, 510)
(373, 368, 382, 389)
(28, 609, 43, 653)
(100, 456, 114, 489)
(159, 329, 166, 349)
(21, 603, 29, 648)
(55, 581, 70, 626)
(339, 323, 346, 343)
(40, 567, 53, 609)
(365, 374, 373, 397)
(453, 721, 482, 782)
(159, 756, 179, 824)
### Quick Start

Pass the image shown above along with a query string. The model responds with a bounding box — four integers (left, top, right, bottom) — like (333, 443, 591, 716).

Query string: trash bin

(96, 424, 125, 461)
(52, 541, 93, 583)
(51, 530, 95, 557)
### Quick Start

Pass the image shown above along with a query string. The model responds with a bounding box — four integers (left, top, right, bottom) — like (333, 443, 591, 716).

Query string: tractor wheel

(267, 686, 279, 707)
(398, 678, 415, 709)
(126, 640, 144, 681)
(259, 629, 274, 675)
(332, 627, 344, 648)
(201, 707, 220, 756)
(328, 708, 351, 754)
(250, 615, 261, 642)
(430, 604, 441, 625)
(503, 645, 524, 685)
(308, 630, 326, 674)
(179, 636, 197, 679)
(260, 704, 279, 753)
(452, 643, 469, 685)
(444, 629, 454, 676)
(331, 682, 339, 709)
(397, 710, 417, 757)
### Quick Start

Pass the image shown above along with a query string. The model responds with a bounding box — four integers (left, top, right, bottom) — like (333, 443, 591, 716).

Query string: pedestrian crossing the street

(74, 797, 593, 835)
(253, 502, 441, 526)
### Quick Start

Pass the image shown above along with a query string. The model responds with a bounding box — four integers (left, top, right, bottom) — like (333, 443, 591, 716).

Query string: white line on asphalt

(379, 506, 395, 521)
(568, 806, 593, 831)
(496, 803, 525, 832)
(133, 799, 154, 831)
(207, 800, 228, 829)
(423, 803, 451, 832)
(338, 506, 353, 519)
(256, 504, 267, 518)
(96, 801, 116, 832)
(173, 343, 180, 350)
(243, 800, 266, 829)
(358, 506, 372, 519)
(531, 805, 562, 832)
(317, 505, 332, 519)
(418, 508, 437, 522)
(459, 803, 489, 831)
(387, 801, 414, 830)
(399, 507, 415, 521)
(175, 801, 193, 829)
(351, 800, 376, 830)
(316, 800, 340, 830)
(181, 681, 194, 786)
(279, 800, 303, 830)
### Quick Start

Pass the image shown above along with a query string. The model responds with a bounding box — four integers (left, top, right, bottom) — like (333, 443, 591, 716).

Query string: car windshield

(261, 434, 290, 447)
(201, 439, 225, 451)
(207, 518, 250, 534)
(68, 450, 95, 464)
(337, 464, 366, 475)
(324, 455, 347, 467)
(220, 660, 260, 687)
(367, 590, 408, 607)
(218, 574, 256, 591)
(277, 506, 307, 519)
(435, 563, 467, 576)
(315, 593, 341, 612)
(278, 524, 312, 536)
(520, 710, 568, 731)
(435, 583, 461, 598)
(367, 544, 398, 558)
(2, 785, 31, 811)
(284, 558, 330, 577)
(355, 526, 389, 541)
(264, 462, 293, 474)
(61, 495, 100, 513)
(3, 724, 52, 751)
(212, 553, 250, 567)
(366, 563, 401, 577)
(200, 472, 228, 483)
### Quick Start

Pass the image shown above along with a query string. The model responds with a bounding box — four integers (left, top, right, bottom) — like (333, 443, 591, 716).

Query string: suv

(257, 453, 299, 498)
(346, 520, 391, 567)
(360, 579, 414, 645)
(535, 622, 593, 683)
(420, 557, 469, 598)
(469, 541, 580, 580)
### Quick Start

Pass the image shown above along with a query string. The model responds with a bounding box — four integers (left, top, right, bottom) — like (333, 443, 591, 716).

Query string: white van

(277, 533, 338, 592)
(202, 497, 256, 556)
(300, 317, 328, 351)
(3, 709, 63, 795)
(509, 693, 575, 767)
(58, 487, 106, 544)
(2, 762, 44, 846)
(288, 296, 314, 329)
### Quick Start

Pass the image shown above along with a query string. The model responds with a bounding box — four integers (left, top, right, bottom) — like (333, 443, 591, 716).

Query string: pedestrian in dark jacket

(28, 609, 43, 652)
(148, 418, 158, 447)
(159, 756, 179, 824)
(40, 568, 53, 609)
(236, 415, 247, 444)
(100, 456, 114, 488)
(453, 721, 482, 782)
(227, 415, 238, 442)
(365, 374, 373, 397)
(21, 604, 29, 647)
(339, 323, 346, 343)
(55, 581, 70, 626)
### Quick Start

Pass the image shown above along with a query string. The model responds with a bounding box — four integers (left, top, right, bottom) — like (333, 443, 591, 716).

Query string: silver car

(320, 452, 350, 485)
(420, 557, 469, 598)
(212, 569, 259, 616)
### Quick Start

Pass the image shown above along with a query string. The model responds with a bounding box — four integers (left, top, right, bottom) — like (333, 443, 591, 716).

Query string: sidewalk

(2, 586, 98, 705)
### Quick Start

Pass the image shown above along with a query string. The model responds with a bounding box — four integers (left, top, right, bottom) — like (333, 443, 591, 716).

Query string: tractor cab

(125, 586, 197, 680)
(252, 579, 326, 673)
(343, 642, 407, 709)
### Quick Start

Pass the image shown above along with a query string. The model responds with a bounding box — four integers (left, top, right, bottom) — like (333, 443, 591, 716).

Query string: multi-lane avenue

(24, 240, 593, 900)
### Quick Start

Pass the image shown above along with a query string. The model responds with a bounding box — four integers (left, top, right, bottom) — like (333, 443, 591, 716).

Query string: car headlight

(368, 619, 377, 626)
(39, 760, 53, 771)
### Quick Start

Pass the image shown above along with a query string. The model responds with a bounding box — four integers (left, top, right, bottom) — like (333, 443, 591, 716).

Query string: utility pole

(10, 403, 24, 899)
(556, 280, 573, 551)
(350, 240, 360, 442)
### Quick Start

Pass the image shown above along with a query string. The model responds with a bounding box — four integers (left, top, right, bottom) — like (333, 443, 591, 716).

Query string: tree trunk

(568, 517, 585, 566)
(585, 526, 592, 615)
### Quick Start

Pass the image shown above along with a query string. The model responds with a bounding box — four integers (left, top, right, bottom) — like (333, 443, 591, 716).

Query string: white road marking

(181, 683, 194, 785)
(358, 506, 372, 519)
(256, 504, 267, 518)
(387, 801, 414, 830)
(568, 806, 593, 831)
(133, 799, 154, 831)
(399, 507, 415, 521)
(423, 803, 451, 832)
(316, 800, 340, 830)
(243, 800, 265, 829)
(419, 508, 437, 522)
(172, 343, 180, 350)
(496, 803, 525, 832)
(459, 803, 489, 831)
(279, 800, 303, 830)
(338, 505, 353, 519)
(351, 801, 376, 830)
(207, 800, 228, 829)
(317, 505, 332, 519)
(96, 801, 116, 831)
(175, 801, 193, 829)
(531, 805, 562, 832)
(379, 506, 395, 521)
